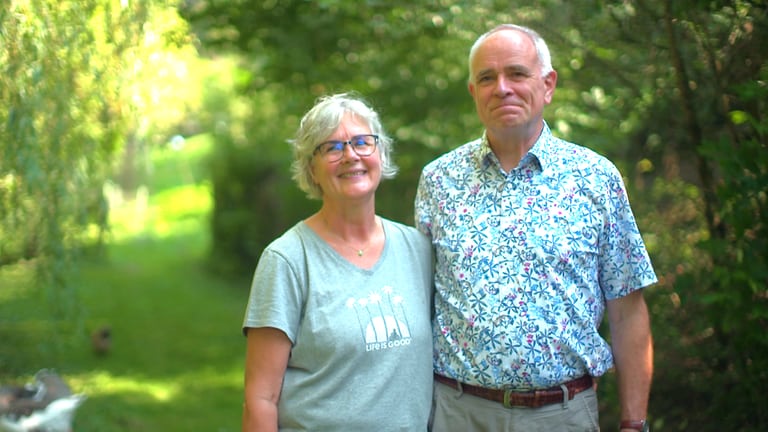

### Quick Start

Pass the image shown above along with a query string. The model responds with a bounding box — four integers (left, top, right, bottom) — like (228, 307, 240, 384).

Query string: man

(415, 24, 656, 432)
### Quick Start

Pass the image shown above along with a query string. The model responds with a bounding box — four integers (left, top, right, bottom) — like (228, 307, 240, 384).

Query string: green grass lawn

(1, 135, 249, 431)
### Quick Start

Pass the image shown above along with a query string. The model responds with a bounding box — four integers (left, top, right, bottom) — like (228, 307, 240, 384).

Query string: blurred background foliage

(1, 0, 766, 430)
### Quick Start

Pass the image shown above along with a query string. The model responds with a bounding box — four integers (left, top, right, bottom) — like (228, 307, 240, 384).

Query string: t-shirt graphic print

(346, 285, 414, 352)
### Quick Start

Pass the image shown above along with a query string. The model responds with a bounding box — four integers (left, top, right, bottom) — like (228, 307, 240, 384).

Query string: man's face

(468, 30, 556, 134)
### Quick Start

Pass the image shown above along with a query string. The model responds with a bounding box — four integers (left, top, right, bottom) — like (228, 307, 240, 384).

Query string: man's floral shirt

(415, 123, 657, 389)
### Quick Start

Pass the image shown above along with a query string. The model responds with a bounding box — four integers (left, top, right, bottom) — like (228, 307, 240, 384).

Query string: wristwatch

(620, 419, 649, 432)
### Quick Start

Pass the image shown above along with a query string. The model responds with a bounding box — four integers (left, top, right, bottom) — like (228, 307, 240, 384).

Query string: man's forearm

(609, 291, 653, 423)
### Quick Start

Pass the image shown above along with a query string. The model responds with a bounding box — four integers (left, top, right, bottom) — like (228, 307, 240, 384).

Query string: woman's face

(310, 113, 382, 203)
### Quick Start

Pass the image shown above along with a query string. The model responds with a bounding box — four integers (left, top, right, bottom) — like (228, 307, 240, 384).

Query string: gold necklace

(322, 214, 374, 257)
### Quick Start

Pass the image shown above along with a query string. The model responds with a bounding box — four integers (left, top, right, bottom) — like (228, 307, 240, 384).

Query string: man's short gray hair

(467, 24, 554, 83)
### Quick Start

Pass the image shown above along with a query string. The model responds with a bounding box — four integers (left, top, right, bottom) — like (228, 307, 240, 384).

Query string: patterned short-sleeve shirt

(415, 123, 657, 390)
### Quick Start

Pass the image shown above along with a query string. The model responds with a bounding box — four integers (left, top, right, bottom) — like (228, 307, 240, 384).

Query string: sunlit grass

(105, 182, 212, 241)
(0, 262, 35, 302)
(71, 372, 181, 402)
(104, 134, 214, 243)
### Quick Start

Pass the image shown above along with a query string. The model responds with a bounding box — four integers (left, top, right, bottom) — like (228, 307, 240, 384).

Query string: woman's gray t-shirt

(243, 218, 434, 432)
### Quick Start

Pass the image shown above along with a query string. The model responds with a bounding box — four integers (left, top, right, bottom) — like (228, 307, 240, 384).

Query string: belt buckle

(502, 389, 515, 408)
(503, 389, 546, 409)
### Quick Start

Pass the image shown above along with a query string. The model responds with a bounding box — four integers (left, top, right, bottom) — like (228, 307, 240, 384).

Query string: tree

(656, 1, 768, 428)
(1, 0, 129, 313)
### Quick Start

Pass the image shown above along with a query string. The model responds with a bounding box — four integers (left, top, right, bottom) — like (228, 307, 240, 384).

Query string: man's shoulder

(543, 135, 617, 173)
(545, 134, 596, 157)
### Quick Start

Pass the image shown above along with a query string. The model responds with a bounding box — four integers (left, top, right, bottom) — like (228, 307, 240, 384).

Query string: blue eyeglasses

(313, 134, 379, 162)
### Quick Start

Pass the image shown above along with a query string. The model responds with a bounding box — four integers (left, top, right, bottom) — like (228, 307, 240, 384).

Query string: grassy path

(69, 227, 247, 431)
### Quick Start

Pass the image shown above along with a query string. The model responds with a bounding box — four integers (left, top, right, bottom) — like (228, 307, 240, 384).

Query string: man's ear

(543, 70, 558, 104)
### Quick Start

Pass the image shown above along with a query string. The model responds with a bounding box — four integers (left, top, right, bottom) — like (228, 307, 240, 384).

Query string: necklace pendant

(357, 249, 364, 257)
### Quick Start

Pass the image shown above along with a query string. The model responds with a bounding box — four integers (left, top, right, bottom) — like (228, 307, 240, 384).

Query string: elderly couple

(241, 24, 655, 432)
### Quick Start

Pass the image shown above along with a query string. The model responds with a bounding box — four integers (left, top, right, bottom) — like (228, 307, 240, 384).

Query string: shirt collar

(528, 121, 557, 173)
(475, 121, 557, 173)
(475, 132, 496, 170)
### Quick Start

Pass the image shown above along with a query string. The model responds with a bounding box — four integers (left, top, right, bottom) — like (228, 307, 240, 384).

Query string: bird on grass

(90, 326, 111, 356)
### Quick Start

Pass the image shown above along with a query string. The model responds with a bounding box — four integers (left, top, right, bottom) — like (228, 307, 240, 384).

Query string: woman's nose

(341, 142, 360, 160)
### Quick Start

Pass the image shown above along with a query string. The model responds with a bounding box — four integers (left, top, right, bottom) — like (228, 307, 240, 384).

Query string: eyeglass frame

(312, 134, 379, 162)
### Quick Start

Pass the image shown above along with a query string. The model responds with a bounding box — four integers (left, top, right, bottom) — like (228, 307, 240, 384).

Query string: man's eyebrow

(504, 64, 531, 74)
(475, 68, 495, 79)
(475, 64, 532, 79)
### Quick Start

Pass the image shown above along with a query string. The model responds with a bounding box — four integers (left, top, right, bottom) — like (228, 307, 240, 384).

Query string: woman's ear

(309, 163, 318, 184)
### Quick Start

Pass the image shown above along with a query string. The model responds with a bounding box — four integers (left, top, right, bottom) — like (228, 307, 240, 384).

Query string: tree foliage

(0, 0, 198, 350)
(0, 0, 132, 313)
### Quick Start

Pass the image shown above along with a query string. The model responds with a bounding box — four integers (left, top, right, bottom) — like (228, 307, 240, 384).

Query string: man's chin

(496, 115, 526, 128)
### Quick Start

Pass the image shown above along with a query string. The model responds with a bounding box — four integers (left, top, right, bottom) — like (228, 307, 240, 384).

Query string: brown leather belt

(434, 373, 593, 408)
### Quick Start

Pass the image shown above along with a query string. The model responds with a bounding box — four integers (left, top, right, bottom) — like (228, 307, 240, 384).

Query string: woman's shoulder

(262, 221, 314, 257)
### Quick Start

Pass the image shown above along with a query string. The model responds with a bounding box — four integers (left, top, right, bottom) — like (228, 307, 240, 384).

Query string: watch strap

(620, 419, 648, 431)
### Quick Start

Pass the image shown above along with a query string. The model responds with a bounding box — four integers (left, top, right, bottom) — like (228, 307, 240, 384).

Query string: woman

(241, 93, 433, 431)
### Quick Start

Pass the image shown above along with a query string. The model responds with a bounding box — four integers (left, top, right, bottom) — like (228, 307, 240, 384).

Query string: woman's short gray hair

(290, 92, 398, 200)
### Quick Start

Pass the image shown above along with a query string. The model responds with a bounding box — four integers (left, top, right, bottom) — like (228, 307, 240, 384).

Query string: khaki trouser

(430, 380, 600, 432)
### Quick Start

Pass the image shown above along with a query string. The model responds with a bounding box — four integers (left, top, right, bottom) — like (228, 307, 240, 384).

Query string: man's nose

(495, 76, 513, 95)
